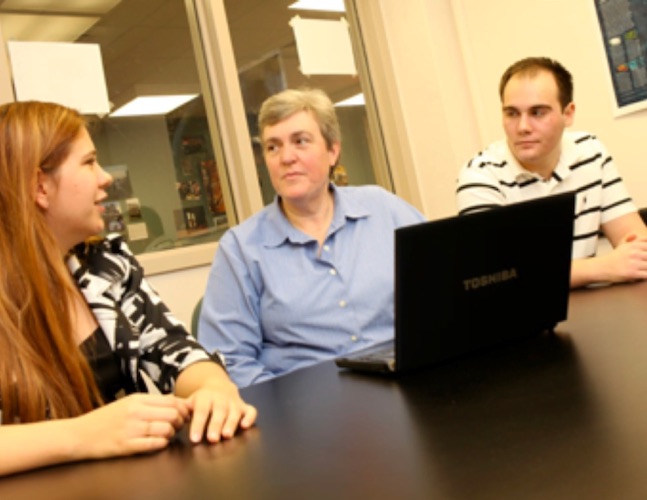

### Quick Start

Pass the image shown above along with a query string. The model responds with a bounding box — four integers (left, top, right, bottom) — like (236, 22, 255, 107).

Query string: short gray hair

(258, 88, 341, 150)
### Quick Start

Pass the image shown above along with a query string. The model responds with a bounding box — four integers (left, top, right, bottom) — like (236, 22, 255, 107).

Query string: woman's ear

(328, 142, 341, 168)
(34, 170, 52, 210)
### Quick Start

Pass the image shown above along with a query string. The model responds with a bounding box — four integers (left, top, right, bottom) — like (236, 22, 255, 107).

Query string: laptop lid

(394, 192, 574, 372)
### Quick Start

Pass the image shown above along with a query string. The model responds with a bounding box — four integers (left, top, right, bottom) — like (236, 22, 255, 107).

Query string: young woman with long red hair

(0, 101, 256, 476)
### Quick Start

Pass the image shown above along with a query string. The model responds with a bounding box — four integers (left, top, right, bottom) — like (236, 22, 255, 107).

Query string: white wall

(353, 0, 481, 220)
(147, 263, 211, 333)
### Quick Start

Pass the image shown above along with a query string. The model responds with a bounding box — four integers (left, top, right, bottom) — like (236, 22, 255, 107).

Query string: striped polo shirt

(456, 131, 637, 259)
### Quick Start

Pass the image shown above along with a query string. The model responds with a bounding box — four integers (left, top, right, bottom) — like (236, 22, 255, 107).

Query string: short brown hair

(499, 57, 573, 109)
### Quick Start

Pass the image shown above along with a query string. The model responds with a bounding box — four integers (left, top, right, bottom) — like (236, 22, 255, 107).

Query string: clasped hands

(76, 376, 256, 460)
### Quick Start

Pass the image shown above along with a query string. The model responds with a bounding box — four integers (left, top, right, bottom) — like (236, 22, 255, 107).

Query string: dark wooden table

(2, 281, 647, 499)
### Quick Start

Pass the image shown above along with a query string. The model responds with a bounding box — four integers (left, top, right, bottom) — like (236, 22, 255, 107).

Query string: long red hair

(0, 101, 101, 423)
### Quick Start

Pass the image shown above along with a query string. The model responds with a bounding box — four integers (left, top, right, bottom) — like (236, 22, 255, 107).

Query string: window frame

(138, 0, 264, 275)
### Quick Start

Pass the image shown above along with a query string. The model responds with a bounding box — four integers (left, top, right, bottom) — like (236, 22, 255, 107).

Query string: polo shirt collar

(505, 136, 573, 184)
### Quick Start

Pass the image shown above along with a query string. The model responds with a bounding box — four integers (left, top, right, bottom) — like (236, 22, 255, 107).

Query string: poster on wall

(102, 201, 125, 234)
(594, 0, 647, 116)
(104, 165, 133, 201)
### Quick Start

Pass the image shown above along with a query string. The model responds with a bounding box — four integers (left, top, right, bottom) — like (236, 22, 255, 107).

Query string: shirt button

(330, 269, 337, 276)
(339, 300, 347, 308)
(323, 245, 330, 252)
(351, 335, 358, 342)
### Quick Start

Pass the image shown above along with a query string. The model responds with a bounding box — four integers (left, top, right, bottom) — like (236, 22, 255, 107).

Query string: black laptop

(335, 192, 575, 373)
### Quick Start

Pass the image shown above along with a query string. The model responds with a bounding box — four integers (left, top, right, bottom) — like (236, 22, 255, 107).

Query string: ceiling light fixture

(335, 93, 364, 107)
(288, 0, 345, 13)
(109, 94, 198, 117)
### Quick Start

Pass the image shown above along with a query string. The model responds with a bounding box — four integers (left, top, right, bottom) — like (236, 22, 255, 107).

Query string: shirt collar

(262, 184, 371, 248)
(66, 235, 123, 296)
(505, 136, 574, 184)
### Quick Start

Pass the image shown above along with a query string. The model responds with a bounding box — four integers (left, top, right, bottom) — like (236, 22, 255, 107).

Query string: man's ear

(563, 102, 575, 127)
(34, 170, 52, 210)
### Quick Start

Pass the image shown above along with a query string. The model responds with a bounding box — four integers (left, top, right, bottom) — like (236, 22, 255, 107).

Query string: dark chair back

(191, 297, 203, 338)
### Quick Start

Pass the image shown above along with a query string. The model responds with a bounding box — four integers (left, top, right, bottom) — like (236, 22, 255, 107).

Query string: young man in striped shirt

(456, 57, 647, 288)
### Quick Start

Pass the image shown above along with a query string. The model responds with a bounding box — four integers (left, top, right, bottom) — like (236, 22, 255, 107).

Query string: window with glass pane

(0, 0, 232, 255)
(224, 0, 389, 205)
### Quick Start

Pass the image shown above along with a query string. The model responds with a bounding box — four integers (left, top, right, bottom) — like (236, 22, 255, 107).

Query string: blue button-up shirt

(199, 185, 426, 387)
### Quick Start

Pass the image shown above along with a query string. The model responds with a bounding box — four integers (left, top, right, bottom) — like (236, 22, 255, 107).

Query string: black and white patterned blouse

(68, 234, 224, 396)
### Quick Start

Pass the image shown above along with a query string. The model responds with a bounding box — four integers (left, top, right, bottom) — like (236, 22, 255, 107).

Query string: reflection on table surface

(2, 281, 647, 499)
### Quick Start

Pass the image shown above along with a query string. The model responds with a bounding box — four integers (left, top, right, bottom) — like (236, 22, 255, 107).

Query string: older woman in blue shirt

(199, 88, 426, 387)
